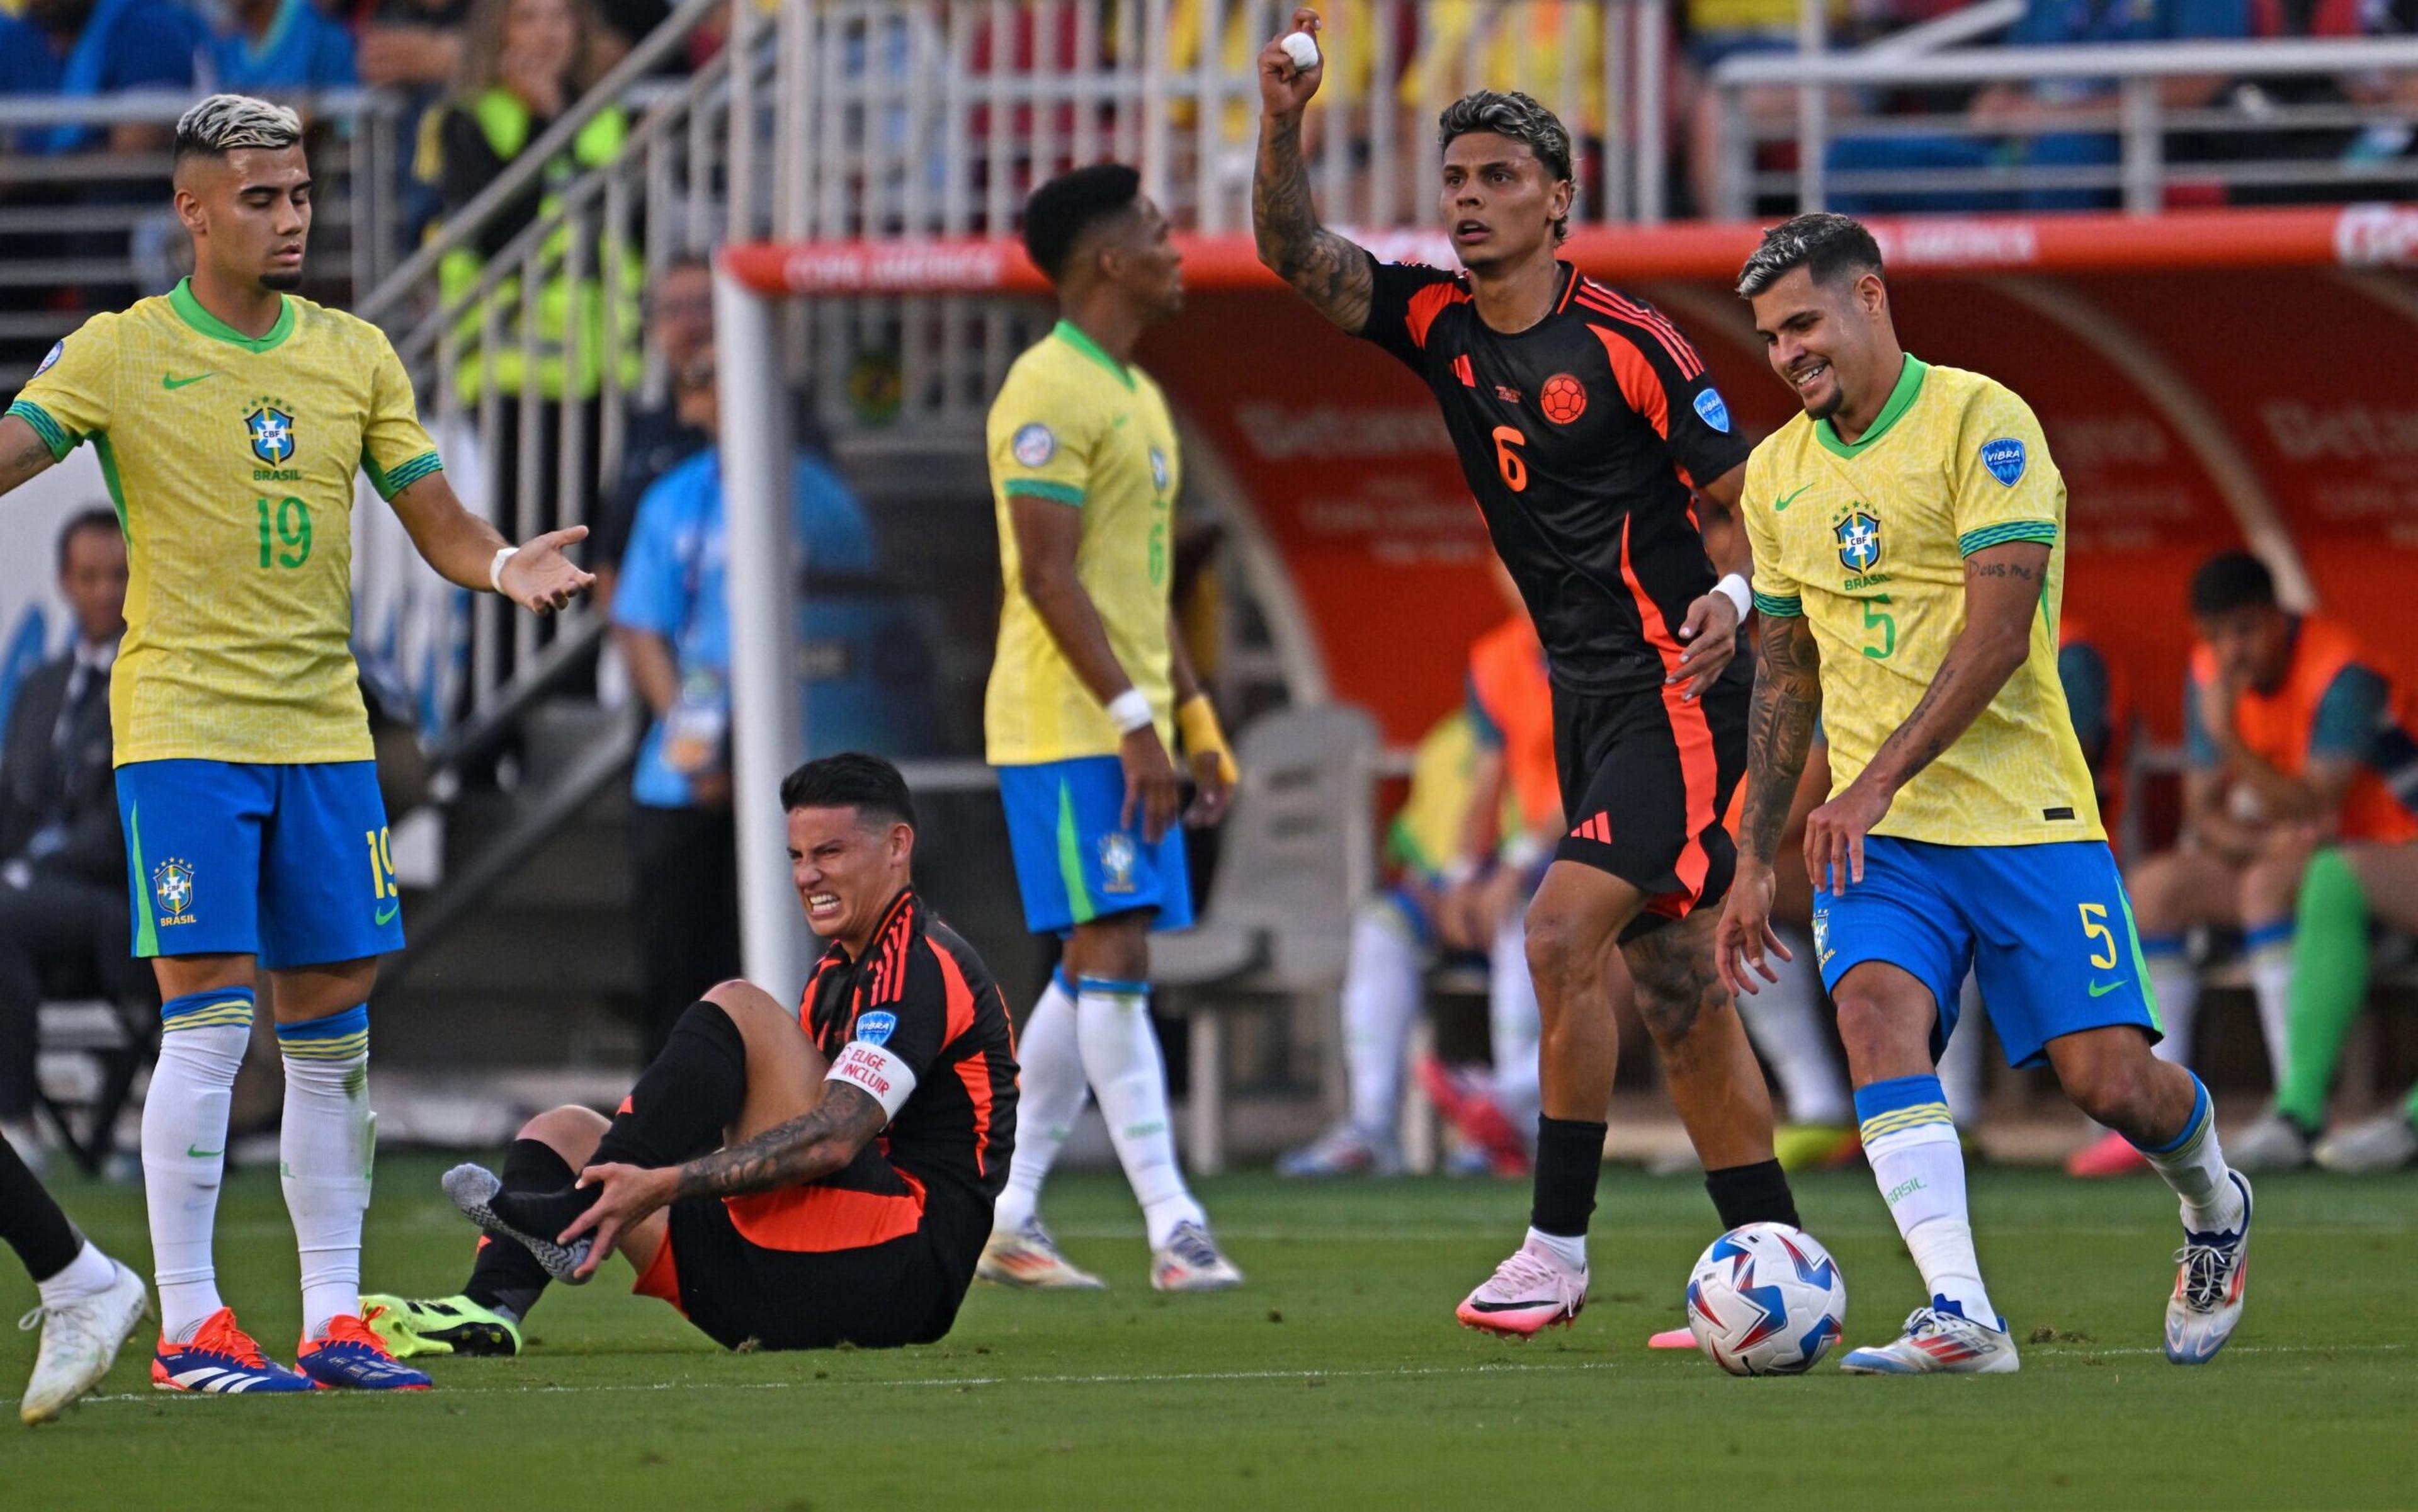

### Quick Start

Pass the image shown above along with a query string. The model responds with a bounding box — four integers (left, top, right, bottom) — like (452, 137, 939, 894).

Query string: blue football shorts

(995, 755, 1193, 937)
(116, 759, 404, 970)
(1813, 834, 2160, 1069)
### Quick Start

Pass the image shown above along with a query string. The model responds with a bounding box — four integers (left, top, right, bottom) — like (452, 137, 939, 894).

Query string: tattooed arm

(560, 1084, 888, 1275)
(1252, 9, 1373, 332)
(672, 1083, 888, 1200)
(1713, 610, 1824, 994)
(1801, 541, 2047, 890)
(0, 416, 59, 499)
(1739, 613, 1824, 869)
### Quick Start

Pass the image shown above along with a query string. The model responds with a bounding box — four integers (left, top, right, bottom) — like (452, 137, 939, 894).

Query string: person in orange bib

(2085, 551, 2418, 1177)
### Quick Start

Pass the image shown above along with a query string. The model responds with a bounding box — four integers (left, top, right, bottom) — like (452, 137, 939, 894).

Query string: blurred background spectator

(207, 0, 359, 94)
(0, 511, 134, 1173)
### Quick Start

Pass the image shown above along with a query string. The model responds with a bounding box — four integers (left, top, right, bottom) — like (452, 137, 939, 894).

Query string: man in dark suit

(0, 509, 132, 1168)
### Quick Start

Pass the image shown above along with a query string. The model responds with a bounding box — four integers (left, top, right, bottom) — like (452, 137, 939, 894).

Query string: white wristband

(1712, 572, 1751, 623)
(489, 545, 519, 596)
(1106, 688, 1155, 734)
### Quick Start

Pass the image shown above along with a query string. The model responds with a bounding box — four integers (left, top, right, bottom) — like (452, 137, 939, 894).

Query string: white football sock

(2246, 929, 2294, 1089)
(1734, 924, 1851, 1127)
(1858, 1078, 1998, 1327)
(1939, 981, 1988, 1129)
(142, 990, 253, 1342)
(276, 1006, 373, 1339)
(2145, 945, 2197, 1067)
(1341, 902, 1424, 1139)
(1487, 912, 1543, 1139)
(2135, 1075, 2244, 1234)
(1075, 977, 1203, 1249)
(992, 972, 1087, 1234)
(1524, 1225, 1586, 1273)
(36, 1241, 118, 1308)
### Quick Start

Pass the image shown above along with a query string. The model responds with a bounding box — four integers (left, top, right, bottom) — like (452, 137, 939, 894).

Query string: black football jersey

(800, 887, 1019, 1240)
(1357, 254, 1751, 696)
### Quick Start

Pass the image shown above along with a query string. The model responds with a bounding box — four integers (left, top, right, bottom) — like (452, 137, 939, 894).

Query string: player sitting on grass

(0, 93, 590, 1395)
(1717, 213, 2251, 1373)
(372, 754, 1019, 1355)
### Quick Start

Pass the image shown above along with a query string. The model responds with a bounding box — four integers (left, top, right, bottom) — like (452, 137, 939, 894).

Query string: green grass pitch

(6, 1156, 2415, 1509)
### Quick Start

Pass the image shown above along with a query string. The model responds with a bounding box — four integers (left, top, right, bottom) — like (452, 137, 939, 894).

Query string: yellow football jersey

(8, 281, 439, 766)
(1744, 357, 2103, 846)
(984, 321, 1180, 766)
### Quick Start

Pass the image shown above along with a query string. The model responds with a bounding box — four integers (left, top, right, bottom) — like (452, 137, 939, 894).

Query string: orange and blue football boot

(151, 1307, 314, 1394)
(295, 1314, 433, 1390)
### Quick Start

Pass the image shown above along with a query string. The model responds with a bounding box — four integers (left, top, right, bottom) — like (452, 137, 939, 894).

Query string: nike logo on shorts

(375, 902, 400, 926)
(2089, 979, 2126, 998)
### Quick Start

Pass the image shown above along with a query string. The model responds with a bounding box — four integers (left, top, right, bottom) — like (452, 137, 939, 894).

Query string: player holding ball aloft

(1252, 9, 1800, 1341)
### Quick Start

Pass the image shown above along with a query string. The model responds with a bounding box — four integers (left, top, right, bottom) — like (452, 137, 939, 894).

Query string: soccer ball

(1684, 1222, 1846, 1377)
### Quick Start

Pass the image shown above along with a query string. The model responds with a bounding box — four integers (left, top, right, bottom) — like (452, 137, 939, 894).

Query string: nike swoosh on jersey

(1775, 484, 1813, 511)
(162, 372, 215, 390)
(375, 902, 400, 926)
(2089, 979, 2126, 998)
(187, 1144, 222, 1157)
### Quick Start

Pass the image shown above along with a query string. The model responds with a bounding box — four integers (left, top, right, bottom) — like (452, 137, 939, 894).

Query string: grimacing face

(787, 804, 911, 944)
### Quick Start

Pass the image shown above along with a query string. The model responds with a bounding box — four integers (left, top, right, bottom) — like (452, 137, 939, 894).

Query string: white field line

(40, 1343, 2413, 1410)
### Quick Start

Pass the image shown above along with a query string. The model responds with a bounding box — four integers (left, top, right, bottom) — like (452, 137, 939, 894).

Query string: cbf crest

(246, 404, 297, 466)
(153, 858, 196, 927)
(1098, 831, 1138, 894)
(1834, 510, 1883, 575)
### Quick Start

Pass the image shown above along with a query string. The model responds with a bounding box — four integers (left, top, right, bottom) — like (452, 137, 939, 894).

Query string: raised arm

(0, 415, 59, 499)
(1803, 541, 2046, 889)
(1252, 9, 1374, 333)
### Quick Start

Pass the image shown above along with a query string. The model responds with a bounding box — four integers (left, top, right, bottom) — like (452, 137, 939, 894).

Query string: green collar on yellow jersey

(1051, 319, 1135, 392)
(1815, 353, 1927, 459)
(169, 278, 295, 353)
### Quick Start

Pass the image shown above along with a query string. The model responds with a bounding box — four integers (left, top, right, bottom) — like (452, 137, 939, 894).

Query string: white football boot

(976, 1219, 1108, 1290)
(1150, 1220, 1244, 1292)
(19, 1258, 150, 1424)
(1456, 1236, 1586, 1338)
(2225, 1111, 2310, 1173)
(1839, 1304, 2019, 1375)
(2165, 1171, 2252, 1365)
(2313, 1112, 2418, 1174)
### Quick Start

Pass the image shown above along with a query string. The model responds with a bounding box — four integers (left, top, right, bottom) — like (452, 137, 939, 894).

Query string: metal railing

(0, 88, 407, 379)
(358, 0, 742, 763)
(1710, 35, 2418, 217)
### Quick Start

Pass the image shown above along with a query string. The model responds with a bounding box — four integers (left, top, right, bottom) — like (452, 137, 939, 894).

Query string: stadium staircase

(356, 0, 755, 1108)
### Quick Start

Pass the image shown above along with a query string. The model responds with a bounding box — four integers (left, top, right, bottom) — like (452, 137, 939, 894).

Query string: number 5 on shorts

(2078, 902, 2118, 970)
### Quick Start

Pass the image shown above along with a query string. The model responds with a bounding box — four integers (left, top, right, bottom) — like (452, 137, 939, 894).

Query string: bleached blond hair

(173, 94, 304, 164)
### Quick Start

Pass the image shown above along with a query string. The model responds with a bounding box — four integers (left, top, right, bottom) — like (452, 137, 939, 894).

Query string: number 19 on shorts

(365, 827, 397, 900)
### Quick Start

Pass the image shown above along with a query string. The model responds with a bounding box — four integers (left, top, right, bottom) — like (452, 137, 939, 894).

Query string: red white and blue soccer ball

(1685, 1222, 1847, 1377)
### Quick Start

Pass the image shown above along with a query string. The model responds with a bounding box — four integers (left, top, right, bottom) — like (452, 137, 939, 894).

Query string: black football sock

(0, 1134, 79, 1283)
(463, 1139, 573, 1320)
(591, 999, 750, 1170)
(1528, 1116, 1608, 1237)
(1705, 1158, 1800, 1231)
